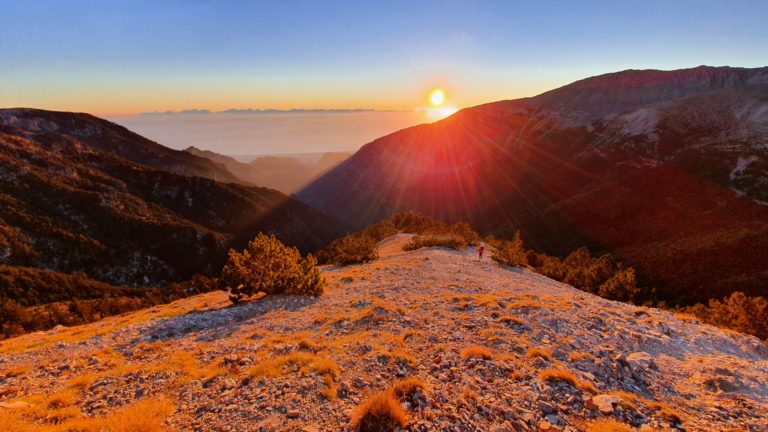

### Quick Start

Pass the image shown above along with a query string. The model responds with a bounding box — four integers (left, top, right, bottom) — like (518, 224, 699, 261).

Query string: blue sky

(1, 0, 766, 115)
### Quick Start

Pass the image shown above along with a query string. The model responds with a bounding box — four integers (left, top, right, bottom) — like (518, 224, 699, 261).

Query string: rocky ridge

(0, 234, 766, 431)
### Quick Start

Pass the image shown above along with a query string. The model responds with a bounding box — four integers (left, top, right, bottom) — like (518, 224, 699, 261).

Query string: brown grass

(248, 352, 339, 379)
(585, 419, 633, 432)
(2, 365, 32, 378)
(390, 377, 427, 401)
(460, 346, 492, 360)
(602, 390, 682, 423)
(0, 386, 22, 397)
(461, 387, 479, 402)
(247, 351, 339, 398)
(479, 329, 502, 341)
(321, 374, 338, 400)
(398, 330, 418, 346)
(538, 369, 597, 393)
(0, 392, 172, 432)
(567, 351, 594, 363)
(498, 315, 525, 326)
(507, 300, 542, 310)
(149, 350, 226, 383)
(527, 347, 552, 360)
(46, 388, 78, 410)
(351, 391, 408, 432)
(647, 400, 683, 423)
(673, 312, 699, 323)
(102, 397, 175, 432)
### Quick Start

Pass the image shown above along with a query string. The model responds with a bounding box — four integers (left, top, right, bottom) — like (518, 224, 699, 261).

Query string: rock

(286, 409, 301, 418)
(591, 394, 621, 414)
(538, 400, 556, 414)
(626, 352, 657, 372)
(222, 378, 238, 390)
(545, 413, 562, 425)
(538, 420, 561, 431)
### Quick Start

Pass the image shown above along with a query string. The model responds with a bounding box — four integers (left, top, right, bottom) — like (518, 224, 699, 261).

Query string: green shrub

(597, 267, 639, 302)
(403, 233, 467, 251)
(220, 233, 325, 303)
(487, 231, 527, 267)
(317, 234, 379, 265)
(686, 292, 768, 340)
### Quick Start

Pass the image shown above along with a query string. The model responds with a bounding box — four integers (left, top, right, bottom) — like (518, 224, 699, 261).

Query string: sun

(429, 88, 446, 106)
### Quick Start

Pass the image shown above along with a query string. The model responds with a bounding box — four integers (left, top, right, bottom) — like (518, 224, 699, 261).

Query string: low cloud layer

(109, 110, 428, 155)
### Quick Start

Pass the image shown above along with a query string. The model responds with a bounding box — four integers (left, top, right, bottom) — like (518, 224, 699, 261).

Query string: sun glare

(426, 106, 459, 121)
(429, 88, 446, 106)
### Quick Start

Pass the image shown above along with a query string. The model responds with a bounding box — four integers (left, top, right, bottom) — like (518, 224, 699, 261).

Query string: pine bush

(220, 233, 325, 303)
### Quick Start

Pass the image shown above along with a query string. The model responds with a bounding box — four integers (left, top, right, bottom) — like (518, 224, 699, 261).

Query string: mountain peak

(522, 65, 768, 127)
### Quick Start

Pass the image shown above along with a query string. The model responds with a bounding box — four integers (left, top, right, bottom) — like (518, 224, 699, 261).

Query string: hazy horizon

(108, 109, 435, 155)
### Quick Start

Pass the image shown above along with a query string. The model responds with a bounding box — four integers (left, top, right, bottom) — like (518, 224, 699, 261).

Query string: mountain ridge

(185, 146, 351, 193)
(297, 65, 768, 304)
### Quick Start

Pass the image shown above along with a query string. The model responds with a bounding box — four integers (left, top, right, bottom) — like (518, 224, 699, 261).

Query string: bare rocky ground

(1, 234, 767, 431)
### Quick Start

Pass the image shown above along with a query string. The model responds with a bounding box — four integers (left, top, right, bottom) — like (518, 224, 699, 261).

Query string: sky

(1, 0, 767, 153)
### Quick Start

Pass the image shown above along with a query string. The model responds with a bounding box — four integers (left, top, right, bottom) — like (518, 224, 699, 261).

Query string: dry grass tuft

(461, 387, 479, 403)
(390, 377, 427, 401)
(585, 418, 633, 432)
(497, 315, 525, 326)
(321, 374, 338, 400)
(0, 386, 22, 397)
(507, 300, 542, 310)
(249, 352, 339, 378)
(479, 329, 502, 341)
(527, 347, 552, 360)
(2, 365, 32, 379)
(351, 391, 408, 432)
(602, 390, 682, 423)
(0, 392, 172, 432)
(673, 312, 699, 323)
(46, 388, 78, 410)
(398, 330, 418, 346)
(155, 350, 226, 382)
(647, 400, 683, 423)
(460, 346, 492, 360)
(567, 351, 594, 363)
(248, 351, 339, 398)
(538, 369, 597, 393)
(102, 397, 175, 432)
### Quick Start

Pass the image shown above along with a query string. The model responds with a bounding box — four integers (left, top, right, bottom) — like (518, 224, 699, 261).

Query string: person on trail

(478, 245, 485, 260)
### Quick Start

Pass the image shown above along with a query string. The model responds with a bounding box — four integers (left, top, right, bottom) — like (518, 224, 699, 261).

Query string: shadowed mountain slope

(298, 66, 768, 304)
(185, 146, 351, 193)
(0, 109, 339, 288)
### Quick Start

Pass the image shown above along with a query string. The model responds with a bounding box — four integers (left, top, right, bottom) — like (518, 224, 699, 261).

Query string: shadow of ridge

(130, 294, 321, 344)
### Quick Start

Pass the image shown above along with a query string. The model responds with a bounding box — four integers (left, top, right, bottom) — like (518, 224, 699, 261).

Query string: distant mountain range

(185, 147, 351, 193)
(298, 65, 768, 304)
(141, 108, 382, 115)
(0, 108, 339, 288)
